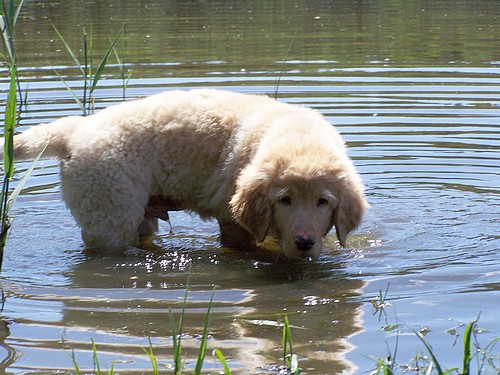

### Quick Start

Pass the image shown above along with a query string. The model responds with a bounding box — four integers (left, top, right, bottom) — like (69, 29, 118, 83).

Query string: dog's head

(229, 154, 368, 259)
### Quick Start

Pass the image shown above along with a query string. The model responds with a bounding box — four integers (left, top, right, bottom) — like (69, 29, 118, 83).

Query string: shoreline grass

(69, 291, 310, 375)
(67, 295, 498, 375)
(0, 0, 22, 269)
(369, 287, 499, 375)
(0, 0, 47, 271)
(0, 3, 129, 271)
(52, 22, 123, 115)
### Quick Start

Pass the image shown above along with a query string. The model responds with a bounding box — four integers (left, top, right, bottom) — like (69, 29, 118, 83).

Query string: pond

(0, 0, 499, 373)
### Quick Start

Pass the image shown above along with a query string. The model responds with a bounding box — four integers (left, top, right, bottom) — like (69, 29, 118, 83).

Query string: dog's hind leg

(76, 201, 148, 251)
(61, 169, 152, 251)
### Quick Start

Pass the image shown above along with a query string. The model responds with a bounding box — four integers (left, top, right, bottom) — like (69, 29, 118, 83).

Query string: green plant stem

(213, 349, 231, 375)
(52, 23, 122, 115)
(461, 320, 475, 375)
(194, 290, 215, 374)
(0, 0, 24, 270)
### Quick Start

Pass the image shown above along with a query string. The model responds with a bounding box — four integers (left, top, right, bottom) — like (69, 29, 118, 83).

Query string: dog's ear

(332, 186, 369, 247)
(229, 168, 271, 243)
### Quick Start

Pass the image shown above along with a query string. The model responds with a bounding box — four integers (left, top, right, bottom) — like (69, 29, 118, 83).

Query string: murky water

(1, 0, 499, 373)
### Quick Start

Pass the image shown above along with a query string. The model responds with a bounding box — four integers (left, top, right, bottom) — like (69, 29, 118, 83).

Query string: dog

(2, 89, 368, 258)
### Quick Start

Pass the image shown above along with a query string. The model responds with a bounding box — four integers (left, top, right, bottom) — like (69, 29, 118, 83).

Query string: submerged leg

(218, 220, 256, 249)
(138, 215, 159, 236)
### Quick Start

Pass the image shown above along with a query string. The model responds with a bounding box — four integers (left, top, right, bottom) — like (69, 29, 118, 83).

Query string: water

(1, 0, 499, 373)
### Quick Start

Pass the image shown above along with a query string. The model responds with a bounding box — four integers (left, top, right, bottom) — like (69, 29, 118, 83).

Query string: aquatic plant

(283, 315, 302, 375)
(70, 291, 308, 374)
(52, 23, 122, 115)
(368, 288, 500, 375)
(0, 0, 45, 270)
(168, 286, 220, 374)
(274, 37, 295, 100)
(70, 286, 232, 374)
(0, 0, 20, 266)
(112, 27, 133, 101)
(242, 316, 303, 374)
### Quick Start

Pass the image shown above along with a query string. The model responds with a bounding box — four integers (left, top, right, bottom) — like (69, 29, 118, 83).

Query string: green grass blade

(125, 67, 133, 89)
(282, 316, 288, 361)
(462, 321, 475, 375)
(107, 360, 115, 375)
(0, 63, 18, 267)
(113, 28, 133, 100)
(6, 144, 47, 212)
(112, 38, 125, 99)
(3, 65, 17, 179)
(51, 24, 85, 77)
(194, 291, 216, 374)
(178, 281, 190, 334)
(142, 338, 159, 375)
(90, 28, 122, 95)
(282, 316, 302, 374)
(169, 306, 183, 375)
(213, 349, 231, 374)
(416, 332, 444, 375)
(0, 14, 14, 63)
(52, 68, 86, 114)
(70, 349, 81, 375)
(0, 0, 24, 271)
(274, 36, 295, 100)
(12, 0, 26, 27)
(83, 27, 89, 113)
(91, 339, 102, 375)
(87, 24, 92, 79)
(5, 0, 14, 27)
(282, 315, 293, 363)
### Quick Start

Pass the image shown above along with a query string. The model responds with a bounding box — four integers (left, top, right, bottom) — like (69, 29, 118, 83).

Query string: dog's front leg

(218, 219, 257, 250)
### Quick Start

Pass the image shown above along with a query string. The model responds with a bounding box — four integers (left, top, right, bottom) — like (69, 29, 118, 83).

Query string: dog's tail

(1, 116, 83, 160)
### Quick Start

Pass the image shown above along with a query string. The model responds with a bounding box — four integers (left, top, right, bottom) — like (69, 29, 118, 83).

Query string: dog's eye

(279, 195, 292, 205)
(317, 197, 329, 207)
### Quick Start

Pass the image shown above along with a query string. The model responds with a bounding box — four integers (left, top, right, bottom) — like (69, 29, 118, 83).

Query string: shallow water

(1, 0, 499, 373)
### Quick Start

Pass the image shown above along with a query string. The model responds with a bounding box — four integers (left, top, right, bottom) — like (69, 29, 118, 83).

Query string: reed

(168, 285, 218, 374)
(169, 286, 189, 374)
(283, 315, 302, 375)
(369, 288, 499, 375)
(113, 26, 133, 101)
(243, 316, 303, 373)
(0, 0, 45, 271)
(142, 338, 159, 375)
(213, 348, 231, 374)
(52, 23, 122, 115)
(71, 286, 230, 374)
(0, 0, 19, 270)
(193, 291, 215, 374)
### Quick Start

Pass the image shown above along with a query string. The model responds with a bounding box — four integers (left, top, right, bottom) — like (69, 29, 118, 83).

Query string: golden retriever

(3, 89, 368, 258)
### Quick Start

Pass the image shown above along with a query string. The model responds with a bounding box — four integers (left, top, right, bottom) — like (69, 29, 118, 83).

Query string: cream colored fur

(3, 89, 368, 258)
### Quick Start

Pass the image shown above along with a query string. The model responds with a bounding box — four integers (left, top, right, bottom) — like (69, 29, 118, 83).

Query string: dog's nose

(294, 236, 316, 251)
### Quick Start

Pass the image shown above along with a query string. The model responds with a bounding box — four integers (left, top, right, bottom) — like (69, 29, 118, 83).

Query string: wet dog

(3, 89, 368, 258)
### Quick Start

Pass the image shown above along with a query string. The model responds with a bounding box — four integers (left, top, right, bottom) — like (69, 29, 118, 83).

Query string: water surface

(1, 0, 499, 373)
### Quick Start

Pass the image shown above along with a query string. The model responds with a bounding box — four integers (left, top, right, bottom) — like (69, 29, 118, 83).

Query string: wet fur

(2, 89, 368, 258)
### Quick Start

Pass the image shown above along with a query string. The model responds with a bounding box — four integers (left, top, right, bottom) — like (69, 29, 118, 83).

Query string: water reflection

(1, 242, 364, 373)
